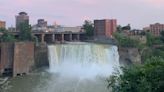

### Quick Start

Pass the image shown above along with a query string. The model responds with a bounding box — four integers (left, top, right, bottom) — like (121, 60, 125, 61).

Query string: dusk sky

(0, 0, 164, 29)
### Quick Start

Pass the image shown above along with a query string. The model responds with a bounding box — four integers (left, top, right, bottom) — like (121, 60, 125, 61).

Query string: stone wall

(34, 43, 49, 68)
(13, 42, 34, 77)
(0, 43, 14, 76)
(119, 47, 141, 65)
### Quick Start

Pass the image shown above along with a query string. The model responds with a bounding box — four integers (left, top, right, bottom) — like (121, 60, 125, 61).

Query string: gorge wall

(119, 47, 141, 65)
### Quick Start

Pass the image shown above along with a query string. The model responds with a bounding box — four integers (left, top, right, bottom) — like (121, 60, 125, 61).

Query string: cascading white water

(1, 43, 120, 92)
(48, 43, 119, 79)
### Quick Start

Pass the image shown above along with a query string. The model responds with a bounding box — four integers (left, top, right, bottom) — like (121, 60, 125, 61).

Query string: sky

(0, 0, 164, 29)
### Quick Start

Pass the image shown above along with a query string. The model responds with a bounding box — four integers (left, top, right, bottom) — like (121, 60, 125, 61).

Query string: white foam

(48, 43, 119, 79)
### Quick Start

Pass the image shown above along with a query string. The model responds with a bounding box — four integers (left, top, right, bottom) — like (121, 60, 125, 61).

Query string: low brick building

(143, 23, 164, 36)
(0, 20, 6, 28)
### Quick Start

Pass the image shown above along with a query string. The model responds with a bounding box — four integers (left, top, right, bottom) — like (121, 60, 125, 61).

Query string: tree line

(0, 22, 36, 42)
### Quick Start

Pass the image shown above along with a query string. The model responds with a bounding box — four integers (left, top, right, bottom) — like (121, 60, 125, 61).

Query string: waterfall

(48, 43, 119, 79)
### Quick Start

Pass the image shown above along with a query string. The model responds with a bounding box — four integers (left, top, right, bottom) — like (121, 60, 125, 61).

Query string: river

(1, 43, 119, 92)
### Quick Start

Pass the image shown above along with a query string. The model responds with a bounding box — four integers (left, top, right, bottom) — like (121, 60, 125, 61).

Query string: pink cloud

(143, 0, 164, 7)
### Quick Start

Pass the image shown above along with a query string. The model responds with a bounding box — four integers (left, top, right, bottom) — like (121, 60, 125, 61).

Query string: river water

(1, 43, 119, 92)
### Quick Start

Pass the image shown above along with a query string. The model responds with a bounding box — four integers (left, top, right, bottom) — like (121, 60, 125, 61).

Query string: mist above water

(48, 43, 119, 79)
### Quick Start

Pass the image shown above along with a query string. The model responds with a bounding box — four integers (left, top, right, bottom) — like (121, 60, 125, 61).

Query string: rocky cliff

(119, 47, 141, 65)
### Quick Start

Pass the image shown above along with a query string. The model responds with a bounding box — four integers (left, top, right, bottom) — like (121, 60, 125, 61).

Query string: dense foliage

(83, 20, 94, 37)
(110, 31, 164, 92)
(146, 32, 162, 46)
(107, 57, 164, 92)
(0, 28, 16, 42)
(160, 31, 164, 43)
(114, 32, 139, 48)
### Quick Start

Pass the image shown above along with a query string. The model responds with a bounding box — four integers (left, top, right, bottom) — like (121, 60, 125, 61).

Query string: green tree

(83, 20, 94, 37)
(146, 32, 162, 46)
(107, 56, 164, 92)
(160, 31, 164, 43)
(0, 28, 16, 42)
(114, 32, 139, 48)
(146, 32, 155, 46)
(18, 22, 33, 41)
(117, 25, 122, 32)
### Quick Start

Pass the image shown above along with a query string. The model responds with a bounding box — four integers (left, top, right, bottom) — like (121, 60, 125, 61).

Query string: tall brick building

(0, 20, 6, 28)
(16, 12, 29, 31)
(94, 19, 117, 38)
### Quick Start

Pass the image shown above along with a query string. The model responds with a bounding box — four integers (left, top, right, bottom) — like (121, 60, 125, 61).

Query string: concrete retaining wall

(13, 42, 34, 77)
(0, 43, 14, 76)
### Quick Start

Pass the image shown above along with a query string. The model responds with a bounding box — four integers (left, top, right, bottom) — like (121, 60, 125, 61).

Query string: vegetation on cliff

(109, 31, 164, 92)
(146, 32, 162, 46)
(107, 56, 164, 92)
(113, 32, 140, 48)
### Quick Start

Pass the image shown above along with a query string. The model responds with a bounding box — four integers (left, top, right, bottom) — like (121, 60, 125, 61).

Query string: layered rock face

(119, 47, 141, 65)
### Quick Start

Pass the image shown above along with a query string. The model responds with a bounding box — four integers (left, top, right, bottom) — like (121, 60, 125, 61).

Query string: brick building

(0, 20, 6, 28)
(94, 19, 117, 38)
(16, 12, 29, 31)
(143, 23, 164, 36)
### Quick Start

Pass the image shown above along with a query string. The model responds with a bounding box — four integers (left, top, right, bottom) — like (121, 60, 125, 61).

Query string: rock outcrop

(119, 47, 141, 65)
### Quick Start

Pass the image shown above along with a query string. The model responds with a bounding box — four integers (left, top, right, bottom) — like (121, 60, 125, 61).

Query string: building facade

(94, 19, 117, 38)
(144, 23, 164, 36)
(37, 19, 47, 27)
(150, 23, 164, 36)
(0, 20, 6, 28)
(16, 12, 29, 31)
(32, 19, 48, 32)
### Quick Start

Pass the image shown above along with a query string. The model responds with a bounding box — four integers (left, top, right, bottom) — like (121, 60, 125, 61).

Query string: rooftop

(19, 12, 28, 15)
